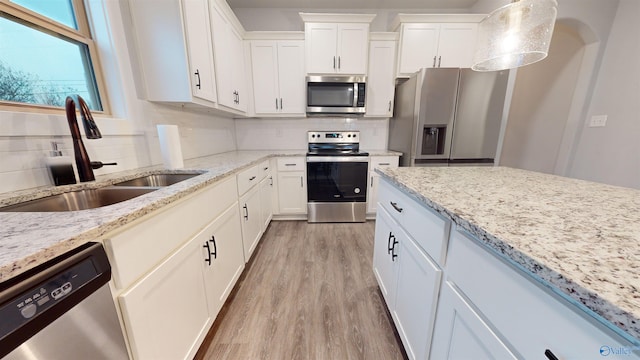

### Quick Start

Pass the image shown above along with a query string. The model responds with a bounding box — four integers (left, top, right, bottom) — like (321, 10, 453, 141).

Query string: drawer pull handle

(379, 162, 390, 166)
(390, 201, 403, 213)
(285, 163, 296, 166)
(203, 241, 212, 266)
(243, 204, 249, 220)
(210, 236, 217, 260)
(249, 176, 256, 181)
(387, 232, 394, 254)
(544, 350, 559, 360)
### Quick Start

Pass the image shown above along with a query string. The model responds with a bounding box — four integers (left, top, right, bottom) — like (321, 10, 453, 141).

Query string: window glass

(11, 0, 77, 29)
(0, 15, 102, 110)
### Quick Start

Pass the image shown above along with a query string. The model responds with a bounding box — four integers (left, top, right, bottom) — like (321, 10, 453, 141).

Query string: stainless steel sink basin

(112, 173, 201, 187)
(0, 187, 157, 212)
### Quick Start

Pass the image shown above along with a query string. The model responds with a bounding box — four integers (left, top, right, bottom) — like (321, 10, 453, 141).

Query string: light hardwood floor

(195, 220, 406, 360)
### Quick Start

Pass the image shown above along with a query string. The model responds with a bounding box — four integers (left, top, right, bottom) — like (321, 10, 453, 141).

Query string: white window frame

(0, 0, 110, 114)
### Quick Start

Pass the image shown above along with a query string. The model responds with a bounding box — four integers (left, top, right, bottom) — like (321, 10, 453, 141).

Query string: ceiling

(226, 0, 479, 10)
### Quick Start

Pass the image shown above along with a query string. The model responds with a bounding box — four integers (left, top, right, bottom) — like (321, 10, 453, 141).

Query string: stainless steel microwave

(306, 75, 366, 115)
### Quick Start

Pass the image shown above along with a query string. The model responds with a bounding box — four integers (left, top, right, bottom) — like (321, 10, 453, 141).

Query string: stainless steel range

(306, 131, 369, 223)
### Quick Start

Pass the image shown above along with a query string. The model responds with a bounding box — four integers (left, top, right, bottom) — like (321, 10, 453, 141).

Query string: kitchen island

(375, 166, 639, 358)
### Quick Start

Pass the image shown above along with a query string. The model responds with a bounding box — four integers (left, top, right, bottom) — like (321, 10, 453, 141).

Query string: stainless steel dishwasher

(0, 242, 128, 359)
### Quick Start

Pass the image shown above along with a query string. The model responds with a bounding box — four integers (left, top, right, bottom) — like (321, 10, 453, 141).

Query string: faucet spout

(65, 95, 101, 182)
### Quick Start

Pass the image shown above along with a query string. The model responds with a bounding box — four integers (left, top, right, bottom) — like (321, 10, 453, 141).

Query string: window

(0, 0, 105, 111)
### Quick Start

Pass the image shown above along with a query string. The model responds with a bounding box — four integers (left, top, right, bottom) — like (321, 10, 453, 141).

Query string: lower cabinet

(239, 185, 263, 261)
(259, 174, 274, 231)
(200, 203, 245, 318)
(430, 281, 518, 360)
(373, 205, 442, 360)
(367, 156, 399, 215)
(118, 236, 211, 360)
(375, 179, 640, 360)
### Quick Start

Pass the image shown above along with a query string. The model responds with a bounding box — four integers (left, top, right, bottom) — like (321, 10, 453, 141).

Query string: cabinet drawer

(237, 164, 262, 196)
(378, 179, 450, 266)
(447, 228, 639, 360)
(105, 176, 237, 290)
(370, 156, 399, 170)
(276, 157, 305, 171)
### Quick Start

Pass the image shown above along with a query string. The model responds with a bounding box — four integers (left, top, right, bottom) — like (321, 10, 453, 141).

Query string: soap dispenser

(46, 141, 77, 186)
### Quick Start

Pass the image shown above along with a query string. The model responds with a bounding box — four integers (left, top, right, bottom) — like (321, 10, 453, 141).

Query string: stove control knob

(353, 133, 357, 138)
(354, 187, 361, 194)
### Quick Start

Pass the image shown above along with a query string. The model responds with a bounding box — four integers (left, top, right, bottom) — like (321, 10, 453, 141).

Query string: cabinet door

(392, 231, 442, 360)
(398, 23, 440, 76)
(437, 23, 478, 68)
(372, 206, 399, 308)
(230, 28, 248, 112)
(259, 175, 274, 231)
(431, 282, 518, 359)
(210, 2, 236, 109)
(277, 41, 306, 114)
(367, 171, 380, 213)
(119, 237, 210, 360)
(239, 186, 262, 261)
(276, 171, 306, 214)
(305, 22, 338, 74)
(366, 40, 396, 117)
(251, 40, 280, 114)
(336, 23, 369, 74)
(200, 203, 245, 318)
(182, 0, 217, 102)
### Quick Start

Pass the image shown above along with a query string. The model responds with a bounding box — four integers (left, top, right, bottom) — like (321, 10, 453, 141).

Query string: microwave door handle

(354, 83, 358, 107)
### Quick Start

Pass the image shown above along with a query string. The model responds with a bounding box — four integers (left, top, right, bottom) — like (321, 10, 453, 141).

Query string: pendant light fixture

(472, 0, 558, 72)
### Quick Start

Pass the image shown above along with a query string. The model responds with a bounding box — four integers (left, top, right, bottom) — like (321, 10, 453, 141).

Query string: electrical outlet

(589, 115, 607, 127)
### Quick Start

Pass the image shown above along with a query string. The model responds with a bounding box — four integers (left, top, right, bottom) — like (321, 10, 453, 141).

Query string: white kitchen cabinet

(365, 40, 397, 117)
(373, 195, 444, 360)
(304, 22, 370, 74)
(210, 0, 247, 112)
(275, 157, 307, 215)
(397, 21, 479, 77)
(372, 206, 399, 307)
(367, 156, 399, 214)
(259, 167, 274, 231)
(128, 0, 217, 106)
(239, 185, 262, 261)
(250, 40, 305, 115)
(393, 227, 442, 360)
(118, 236, 210, 360)
(200, 203, 245, 318)
(430, 281, 518, 360)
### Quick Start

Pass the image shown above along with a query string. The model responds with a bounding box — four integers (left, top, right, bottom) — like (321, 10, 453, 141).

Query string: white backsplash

(235, 117, 389, 150)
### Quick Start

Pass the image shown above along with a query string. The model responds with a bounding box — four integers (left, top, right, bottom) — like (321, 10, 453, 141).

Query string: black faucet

(65, 95, 116, 182)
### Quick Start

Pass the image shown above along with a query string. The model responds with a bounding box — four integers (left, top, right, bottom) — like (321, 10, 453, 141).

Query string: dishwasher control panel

(0, 258, 98, 339)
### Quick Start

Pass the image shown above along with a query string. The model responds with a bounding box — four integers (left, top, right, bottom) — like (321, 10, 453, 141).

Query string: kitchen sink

(0, 187, 158, 212)
(112, 173, 201, 187)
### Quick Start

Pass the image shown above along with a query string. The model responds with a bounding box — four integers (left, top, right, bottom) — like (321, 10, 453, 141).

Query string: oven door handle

(306, 156, 369, 163)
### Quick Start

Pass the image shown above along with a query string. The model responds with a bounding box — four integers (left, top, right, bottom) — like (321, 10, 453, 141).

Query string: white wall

(235, 117, 389, 150)
(0, 0, 236, 194)
(499, 24, 585, 174)
(568, 0, 640, 189)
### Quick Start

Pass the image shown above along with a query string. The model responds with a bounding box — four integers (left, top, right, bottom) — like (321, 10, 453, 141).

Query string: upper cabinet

(249, 38, 306, 116)
(128, 0, 217, 106)
(301, 13, 375, 75)
(365, 36, 397, 117)
(393, 14, 485, 77)
(210, 0, 248, 113)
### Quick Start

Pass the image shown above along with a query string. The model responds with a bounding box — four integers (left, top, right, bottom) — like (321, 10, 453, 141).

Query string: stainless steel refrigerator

(389, 68, 509, 166)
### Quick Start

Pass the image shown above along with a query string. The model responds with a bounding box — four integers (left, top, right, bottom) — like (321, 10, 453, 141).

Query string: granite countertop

(0, 149, 400, 283)
(377, 166, 640, 343)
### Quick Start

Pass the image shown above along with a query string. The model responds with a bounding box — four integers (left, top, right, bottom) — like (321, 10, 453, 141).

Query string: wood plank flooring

(195, 221, 406, 360)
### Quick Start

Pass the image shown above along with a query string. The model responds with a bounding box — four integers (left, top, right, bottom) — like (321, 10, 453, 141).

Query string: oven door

(306, 156, 368, 203)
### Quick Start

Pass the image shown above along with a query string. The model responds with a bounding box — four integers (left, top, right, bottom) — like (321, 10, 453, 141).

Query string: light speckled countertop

(377, 166, 640, 343)
(0, 149, 399, 283)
